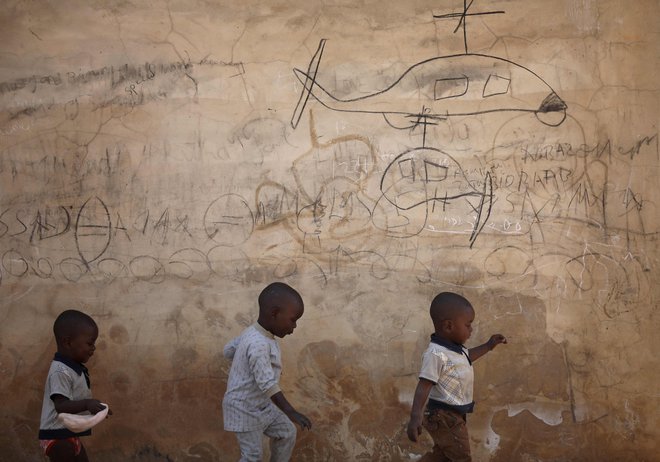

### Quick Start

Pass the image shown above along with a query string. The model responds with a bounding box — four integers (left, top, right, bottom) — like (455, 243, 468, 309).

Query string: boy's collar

(254, 322, 275, 339)
(53, 352, 88, 376)
(430, 333, 465, 354)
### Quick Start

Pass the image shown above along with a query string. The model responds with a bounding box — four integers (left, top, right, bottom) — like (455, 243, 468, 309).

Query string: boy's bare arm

(52, 395, 110, 415)
(270, 391, 312, 430)
(468, 334, 507, 362)
(406, 378, 434, 442)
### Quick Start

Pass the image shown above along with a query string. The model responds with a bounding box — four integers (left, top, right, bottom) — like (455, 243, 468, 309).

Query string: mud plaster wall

(0, 0, 658, 461)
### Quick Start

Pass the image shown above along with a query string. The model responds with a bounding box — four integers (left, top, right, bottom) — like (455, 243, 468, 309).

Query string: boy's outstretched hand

(469, 334, 507, 362)
(487, 334, 507, 350)
(289, 410, 312, 430)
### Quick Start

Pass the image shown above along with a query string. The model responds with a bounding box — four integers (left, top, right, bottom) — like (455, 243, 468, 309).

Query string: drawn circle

(59, 258, 87, 282)
(380, 146, 471, 210)
(353, 251, 389, 280)
(371, 190, 427, 238)
(203, 194, 254, 246)
(129, 256, 165, 283)
(75, 196, 111, 265)
(2, 250, 29, 277)
(484, 246, 531, 278)
(240, 117, 289, 154)
(535, 109, 567, 127)
(386, 253, 432, 284)
(167, 248, 211, 280)
(97, 258, 128, 283)
(33, 258, 54, 279)
(274, 259, 297, 278)
(272, 257, 327, 286)
(206, 246, 251, 278)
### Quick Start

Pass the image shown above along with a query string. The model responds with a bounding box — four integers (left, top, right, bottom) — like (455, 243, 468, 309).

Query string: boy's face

(448, 307, 475, 345)
(66, 323, 99, 363)
(270, 298, 304, 338)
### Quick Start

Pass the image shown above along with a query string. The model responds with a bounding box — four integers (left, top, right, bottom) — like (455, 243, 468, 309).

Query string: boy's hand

(271, 391, 311, 430)
(85, 399, 107, 415)
(288, 410, 312, 430)
(406, 416, 423, 442)
(487, 334, 507, 350)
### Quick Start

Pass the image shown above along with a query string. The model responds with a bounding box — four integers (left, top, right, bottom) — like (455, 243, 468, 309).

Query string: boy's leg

(75, 444, 90, 462)
(421, 410, 471, 462)
(47, 439, 89, 462)
(264, 412, 296, 462)
(235, 430, 265, 462)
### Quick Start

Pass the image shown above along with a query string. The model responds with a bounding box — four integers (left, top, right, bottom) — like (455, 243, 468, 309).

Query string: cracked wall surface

(0, 0, 658, 460)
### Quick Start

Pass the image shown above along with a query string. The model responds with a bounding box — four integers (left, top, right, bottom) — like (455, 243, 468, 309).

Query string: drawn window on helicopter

(483, 74, 511, 98)
(434, 76, 469, 100)
(424, 160, 448, 182)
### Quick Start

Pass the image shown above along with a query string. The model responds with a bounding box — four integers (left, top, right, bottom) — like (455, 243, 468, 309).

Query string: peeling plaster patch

(506, 401, 567, 426)
(573, 398, 592, 423)
(566, 0, 599, 35)
(398, 389, 414, 406)
(618, 399, 640, 436)
(483, 422, 501, 454)
(547, 328, 567, 345)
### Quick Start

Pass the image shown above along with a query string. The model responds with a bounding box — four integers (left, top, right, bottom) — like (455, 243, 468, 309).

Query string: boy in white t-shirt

(407, 292, 507, 461)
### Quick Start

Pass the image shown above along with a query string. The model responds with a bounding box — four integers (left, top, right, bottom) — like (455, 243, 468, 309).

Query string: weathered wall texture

(1, 0, 658, 460)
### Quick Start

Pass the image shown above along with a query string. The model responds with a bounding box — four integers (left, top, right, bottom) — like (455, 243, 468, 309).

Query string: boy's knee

(269, 417, 296, 442)
(284, 420, 297, 439)
(236, 431, 264, 462)
(278, 419, 297, 440)
(238, 441, 263, 462)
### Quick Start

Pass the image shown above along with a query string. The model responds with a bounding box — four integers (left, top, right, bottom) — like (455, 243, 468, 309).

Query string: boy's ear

(442, 319, 453, 330)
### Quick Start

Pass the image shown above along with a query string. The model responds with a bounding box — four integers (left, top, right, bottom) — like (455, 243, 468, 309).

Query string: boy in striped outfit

(222, 282, 312, 462)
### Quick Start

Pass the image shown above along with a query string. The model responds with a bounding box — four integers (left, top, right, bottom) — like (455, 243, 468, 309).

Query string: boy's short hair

(53, 309, 97, 341)
(258, 282, 303, 313)
(430, 292, 473, 323)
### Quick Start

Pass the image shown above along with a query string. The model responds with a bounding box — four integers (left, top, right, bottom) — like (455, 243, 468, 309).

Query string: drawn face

(270, 298, 304, 338)
(67, 323, 98, 363)
(449, 307, 475, 345)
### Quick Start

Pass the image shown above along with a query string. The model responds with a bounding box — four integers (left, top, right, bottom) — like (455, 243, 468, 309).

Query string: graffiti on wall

(0, 3, 655, 308)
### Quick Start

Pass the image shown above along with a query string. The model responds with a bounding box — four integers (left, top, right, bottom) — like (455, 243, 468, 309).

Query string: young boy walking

(38, 310, 110, 462)
(223, 282, 312, 462)
(407, 292, 506, 461)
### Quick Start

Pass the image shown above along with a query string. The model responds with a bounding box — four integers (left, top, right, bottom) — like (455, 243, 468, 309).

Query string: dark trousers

(419, 408, 471, 462)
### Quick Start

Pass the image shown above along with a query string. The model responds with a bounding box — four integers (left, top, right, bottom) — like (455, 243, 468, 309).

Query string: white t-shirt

(419, 339, 474, 412)
(39, 354, 93, 439)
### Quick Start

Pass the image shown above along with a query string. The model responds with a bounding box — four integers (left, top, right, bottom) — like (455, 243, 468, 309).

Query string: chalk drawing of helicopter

(291, 1, 567, 130)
